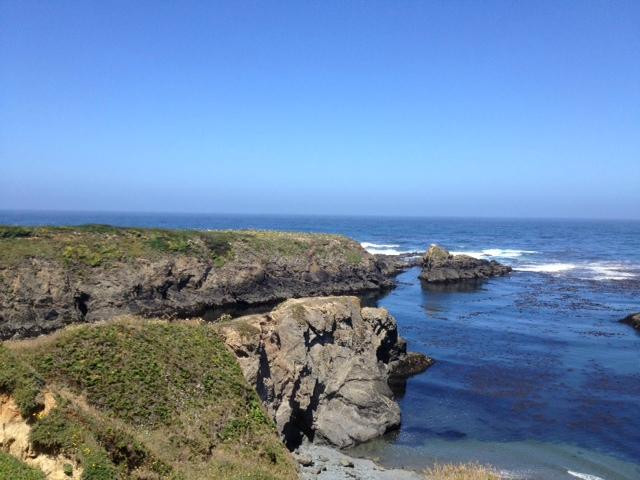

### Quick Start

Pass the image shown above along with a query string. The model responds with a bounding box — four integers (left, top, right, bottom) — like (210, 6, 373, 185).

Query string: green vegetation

(1, 318, 297, 479)
(0, 452, 45, 480)
(0, 224, 363, 270)
(0, 346, 44, 417)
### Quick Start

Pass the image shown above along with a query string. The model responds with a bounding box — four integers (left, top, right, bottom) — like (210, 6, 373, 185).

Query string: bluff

(215, 296, 433, 449)
(419, 245, 511, 283)
(0, 318, 298, 479)
(0, 226, 392, 340)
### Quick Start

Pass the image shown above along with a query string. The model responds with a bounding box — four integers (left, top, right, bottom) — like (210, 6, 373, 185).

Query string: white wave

(567, 470, 606, 480)
(450, 248, 537, 260)
(360, 242, 411, 256)
(515, 263, 576, 273)
(585, 262, 637, 281)
(515, 261, 638, 280)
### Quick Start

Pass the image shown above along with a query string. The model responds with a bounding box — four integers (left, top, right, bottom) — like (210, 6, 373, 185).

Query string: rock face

(0, 231, 393, 340)
(374, 252, 424, 277)
(216, 296, 432, 449)
(419, 245, 511, 283)
(621, 313, 640, 331)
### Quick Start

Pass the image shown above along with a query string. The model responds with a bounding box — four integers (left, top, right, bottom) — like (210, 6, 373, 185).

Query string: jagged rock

(621, 313, 640, 330)
(419, 245, 511, 283)
(374, 252, 423, 276)
(215, 296, 431, 449)
(0, 231, 393, 340)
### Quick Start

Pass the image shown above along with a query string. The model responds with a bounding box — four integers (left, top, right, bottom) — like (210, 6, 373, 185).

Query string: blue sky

(1, 1, 639, 218)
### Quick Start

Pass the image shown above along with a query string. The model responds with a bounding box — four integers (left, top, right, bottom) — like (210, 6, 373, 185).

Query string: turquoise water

(2, 211, 639, 479)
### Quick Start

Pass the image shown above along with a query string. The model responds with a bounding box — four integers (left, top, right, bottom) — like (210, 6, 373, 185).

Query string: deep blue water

(2, 211, 639, 479)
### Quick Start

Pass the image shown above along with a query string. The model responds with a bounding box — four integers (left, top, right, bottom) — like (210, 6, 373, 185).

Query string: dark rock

(621, 312, 640, 331)
(374, 253, 423, 276)
(389, 352, 434, 379)
(216, 296, 429, 449)
(0, 236, 394, 340)
(419, 245, 511, 283)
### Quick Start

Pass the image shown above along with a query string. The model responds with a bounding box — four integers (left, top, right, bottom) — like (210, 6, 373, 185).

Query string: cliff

(0, 318, 298, 479)
(0, 225, 392, 339)
(215, 296, 433, 449)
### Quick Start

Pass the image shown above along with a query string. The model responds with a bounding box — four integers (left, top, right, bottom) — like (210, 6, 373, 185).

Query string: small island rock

(419, 245, 511, 283)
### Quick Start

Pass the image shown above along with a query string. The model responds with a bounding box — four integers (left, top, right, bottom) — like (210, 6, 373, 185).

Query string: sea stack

(419, 244, 511, 283)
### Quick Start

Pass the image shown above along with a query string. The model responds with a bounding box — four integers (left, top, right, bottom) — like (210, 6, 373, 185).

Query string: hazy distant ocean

(2, 211, 639, 480)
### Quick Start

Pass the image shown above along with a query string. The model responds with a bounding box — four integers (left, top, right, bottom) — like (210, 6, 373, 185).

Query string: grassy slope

(0, 318, 297, 480)
(0, 452, 45, 480)
(0, 225, 364, 268)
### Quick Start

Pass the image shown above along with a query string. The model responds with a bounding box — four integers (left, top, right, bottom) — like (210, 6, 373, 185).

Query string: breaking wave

(567, 470, 606, 480)
(450, 248, 538, 259)
(360, 242, 411, 256)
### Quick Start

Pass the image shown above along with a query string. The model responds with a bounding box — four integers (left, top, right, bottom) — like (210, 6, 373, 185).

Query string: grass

(0, 452, 46, 480)
(1, 318, 297, 479)
(424, 463, 502, 480)
(0, 224, 364, 269)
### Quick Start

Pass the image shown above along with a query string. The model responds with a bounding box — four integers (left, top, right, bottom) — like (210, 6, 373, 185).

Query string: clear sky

(1, 1, 639, 218)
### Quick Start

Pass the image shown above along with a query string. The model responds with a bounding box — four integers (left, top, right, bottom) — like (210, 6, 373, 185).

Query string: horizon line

(1, 208, 639, 223)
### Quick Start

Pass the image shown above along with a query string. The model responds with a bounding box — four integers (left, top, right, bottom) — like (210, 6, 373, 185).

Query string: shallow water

(2, 211, 639, 478)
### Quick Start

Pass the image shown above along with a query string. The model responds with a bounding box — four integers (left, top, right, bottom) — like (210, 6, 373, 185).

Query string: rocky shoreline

(295, 443, 421, 480)
(0, 226, 394, 340)
(0, 225, 519, 479)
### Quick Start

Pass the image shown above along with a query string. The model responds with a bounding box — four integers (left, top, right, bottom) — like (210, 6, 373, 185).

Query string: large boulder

(215, 296, 432, 449)
(419, 245, 511, 283)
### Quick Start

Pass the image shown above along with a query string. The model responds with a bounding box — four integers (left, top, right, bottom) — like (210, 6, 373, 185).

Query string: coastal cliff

(215, 296, 432, 449)
(0, 226, 392, 339)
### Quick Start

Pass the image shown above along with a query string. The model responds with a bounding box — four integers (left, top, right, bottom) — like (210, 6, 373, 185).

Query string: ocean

(1, 211, 639, 480)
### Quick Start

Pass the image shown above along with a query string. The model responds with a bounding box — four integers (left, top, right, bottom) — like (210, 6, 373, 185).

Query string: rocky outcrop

(215, 296, 432, 449)
(419, 245, 511, 283)
(374, 252, 423, 276)
(0, 229, 393, 340)
(621, 313, 640, 331)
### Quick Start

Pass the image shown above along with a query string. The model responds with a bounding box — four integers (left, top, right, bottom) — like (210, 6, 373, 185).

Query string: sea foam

(514, 263, 576, 273)
(450, 248, 537, 259)
(567, 470, 606, 480)
(360, 242, 411, 256)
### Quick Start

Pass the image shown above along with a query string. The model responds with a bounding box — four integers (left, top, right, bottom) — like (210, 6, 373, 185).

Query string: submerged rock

(216, 296, 432, 449)
(621, 312, 640, 330)
(419, 245, 511, 283)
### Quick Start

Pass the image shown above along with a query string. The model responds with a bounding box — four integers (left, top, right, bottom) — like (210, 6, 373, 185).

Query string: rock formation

(0, 228, 393, 339)
(419, 245, 511, 283)
(215, 296, 432, 449)
(374, 252, 423, 276)
(621, 312, 640, 331)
